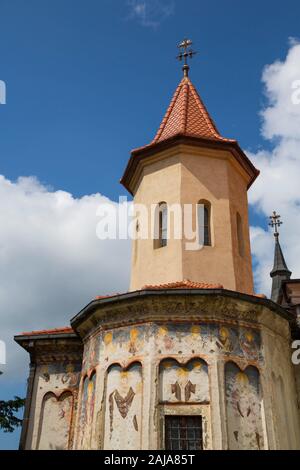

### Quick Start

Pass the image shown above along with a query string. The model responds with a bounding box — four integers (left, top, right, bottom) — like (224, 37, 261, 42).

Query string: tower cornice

(121, 134, 259, 195)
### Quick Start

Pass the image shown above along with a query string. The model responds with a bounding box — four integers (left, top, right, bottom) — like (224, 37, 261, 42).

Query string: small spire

(177, 39, 197, 78)
(269, 211, 291, 302)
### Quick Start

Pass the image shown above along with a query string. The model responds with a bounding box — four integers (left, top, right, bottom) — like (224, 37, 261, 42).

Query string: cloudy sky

(0, 0, 300, 449)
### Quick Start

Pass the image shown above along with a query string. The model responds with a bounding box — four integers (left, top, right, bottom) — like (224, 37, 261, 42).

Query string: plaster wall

(130, 154, 183, 291)
(72, 305, 297, 450)
(22, 300, 300, 451)
(258, 311, 300, 449)
(24, 361, 81, 450)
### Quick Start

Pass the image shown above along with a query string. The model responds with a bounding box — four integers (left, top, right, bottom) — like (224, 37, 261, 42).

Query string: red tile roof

(142, 280, 224, 290)
(152, 77, 235, 145)
(121, 77, 260, 194)
(93, 281, 223, 299)
(95, 294, 120, 300)
(19, 327, 74, 337)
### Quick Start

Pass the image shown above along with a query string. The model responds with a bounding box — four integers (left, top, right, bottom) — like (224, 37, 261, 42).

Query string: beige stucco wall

(130, 153, 183, 290)
(130, 145, 254, 294)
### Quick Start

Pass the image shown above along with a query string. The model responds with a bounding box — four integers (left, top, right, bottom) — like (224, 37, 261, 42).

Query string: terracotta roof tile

(142, 280, 224, 290)
(122, 77, 260, 194)
(152, 77, 235, 145)
(95, 294, 120, 300)
(19, 327, 74, 337)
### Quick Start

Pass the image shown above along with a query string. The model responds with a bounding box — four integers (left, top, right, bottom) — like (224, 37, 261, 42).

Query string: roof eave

(120, 135, 259, 195)
(71, 287, 291, 333)
(14, 332, 78, 350)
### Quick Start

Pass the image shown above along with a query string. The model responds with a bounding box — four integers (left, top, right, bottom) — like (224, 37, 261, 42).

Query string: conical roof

(271, 237, 291, 276)
(270, 236, 292, 302)
(121, 75, 259, 194)
(152, 76, 234, 144)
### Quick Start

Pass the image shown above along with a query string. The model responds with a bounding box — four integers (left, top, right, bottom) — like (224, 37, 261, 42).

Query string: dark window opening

(165, 415, 203, 450)
(197, 202, 211, 247)
(203, 206, 211, 246)
(154, 202, 168, 249)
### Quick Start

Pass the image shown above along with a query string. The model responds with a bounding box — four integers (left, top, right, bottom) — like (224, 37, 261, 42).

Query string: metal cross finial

(177, 39, 197, 77)
(269, 211, 283, 238)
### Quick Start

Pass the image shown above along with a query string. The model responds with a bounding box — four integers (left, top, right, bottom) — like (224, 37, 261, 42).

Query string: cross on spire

(177, 39, 197, 77)
(269, 211, 283, 238)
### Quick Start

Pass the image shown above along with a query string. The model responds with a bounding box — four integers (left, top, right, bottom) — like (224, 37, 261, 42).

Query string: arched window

(197, 201, 211, 246)
(236, 212, 245, 256)
(155, 202, 168, 248)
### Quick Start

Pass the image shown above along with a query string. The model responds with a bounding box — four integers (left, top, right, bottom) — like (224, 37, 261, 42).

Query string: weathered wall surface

(260, 313, 300, 450)
(21, 297, 300, 450)
(104, 363, 143, 450)
(77, 372, 96, 449)
(159, 358, 209, 403)
(25, 361, 81, 450)
(37, 391, 73, 450)
(72, 301, 295, 451)
(225, 363, 264, 450)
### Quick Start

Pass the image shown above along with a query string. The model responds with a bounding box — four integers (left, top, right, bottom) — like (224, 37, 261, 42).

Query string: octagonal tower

(121, 75, 259, 295)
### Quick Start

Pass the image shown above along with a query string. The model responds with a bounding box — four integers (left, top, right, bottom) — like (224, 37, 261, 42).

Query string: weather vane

(177, 39, 197, 77)
(269, 211, 283, 238)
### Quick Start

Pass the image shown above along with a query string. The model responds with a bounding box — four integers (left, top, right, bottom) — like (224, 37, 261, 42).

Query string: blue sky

(1, 0, 300, 450)
(0, 0, 299, 200)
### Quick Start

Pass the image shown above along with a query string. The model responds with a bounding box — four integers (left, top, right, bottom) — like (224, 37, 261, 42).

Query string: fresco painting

(225, 362, 264, 450)
(104, 363, 142, 450)
(37, 392, 73, 450)
(100, 325, 151, 360)
(39, 362, 81, 388)
(154, 323, 262, 361)
(78, 372, 97, 449)
(82, 335, 100, 372)
(99, 323, 262, 364)
(74, 323, 262, 449)
(160, 358, 209, 403)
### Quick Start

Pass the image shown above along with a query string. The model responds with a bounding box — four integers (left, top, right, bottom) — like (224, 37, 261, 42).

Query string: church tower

(121, 40, 259, 295)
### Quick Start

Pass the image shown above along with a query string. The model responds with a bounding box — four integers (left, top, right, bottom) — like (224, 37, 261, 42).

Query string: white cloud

(0, 176, 131, 382)
(249, 41, 300, 295)
(127, 0, 174, 28)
